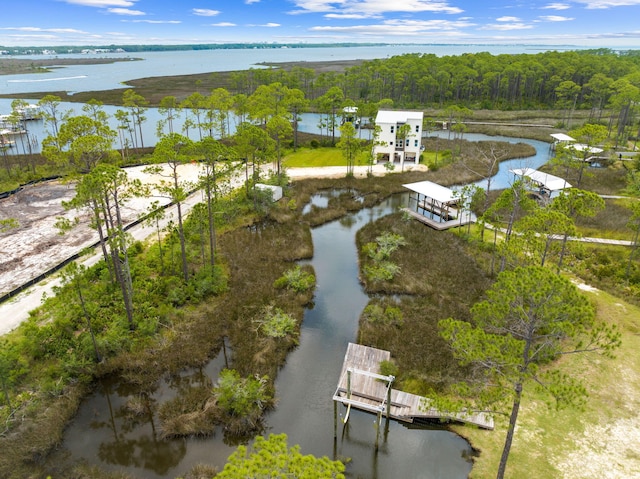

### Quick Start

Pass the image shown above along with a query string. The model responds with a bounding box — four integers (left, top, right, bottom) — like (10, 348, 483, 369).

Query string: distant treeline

(224, 49, 640, 113)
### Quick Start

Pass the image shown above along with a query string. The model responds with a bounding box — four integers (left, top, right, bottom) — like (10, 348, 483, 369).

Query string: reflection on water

(61, 191, 475, 478)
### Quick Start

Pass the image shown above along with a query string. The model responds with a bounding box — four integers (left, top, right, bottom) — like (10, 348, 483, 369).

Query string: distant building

(373, 110, 423, 170)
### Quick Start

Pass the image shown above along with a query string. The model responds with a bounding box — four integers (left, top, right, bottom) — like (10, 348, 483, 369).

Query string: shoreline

(0, 58, 364, 105)
(0, 57, 142, 76)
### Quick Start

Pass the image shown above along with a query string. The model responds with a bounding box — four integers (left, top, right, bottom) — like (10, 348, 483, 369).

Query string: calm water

(1, 44, 571, 95)
(60, 193, 475, 479)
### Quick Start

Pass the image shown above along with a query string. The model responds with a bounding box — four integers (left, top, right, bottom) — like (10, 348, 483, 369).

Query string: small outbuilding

(255, 183, 283, 202)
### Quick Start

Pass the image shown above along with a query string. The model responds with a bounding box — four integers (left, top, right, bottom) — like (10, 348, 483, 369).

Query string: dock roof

(550, 133, 576, 142)
(510, 168, 572, 191)
(403, 180, 457, 204)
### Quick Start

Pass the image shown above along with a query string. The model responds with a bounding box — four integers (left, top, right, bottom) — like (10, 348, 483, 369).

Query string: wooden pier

(333, 343, 494, 430)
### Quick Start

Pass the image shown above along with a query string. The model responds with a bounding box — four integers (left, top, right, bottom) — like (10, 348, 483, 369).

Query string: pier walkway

(332, 343, 494, 430)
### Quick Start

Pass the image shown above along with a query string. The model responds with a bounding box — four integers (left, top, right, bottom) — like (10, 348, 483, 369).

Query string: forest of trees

(218, 49, 640, 135)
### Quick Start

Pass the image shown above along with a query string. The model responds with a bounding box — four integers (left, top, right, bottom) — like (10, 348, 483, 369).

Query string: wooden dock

(333, 343, 494, 430)
(402, 208, 476, 231)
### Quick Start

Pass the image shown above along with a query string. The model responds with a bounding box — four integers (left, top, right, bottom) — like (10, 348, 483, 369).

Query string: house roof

(510, 168, 572, 191)
(550, 133, 575, 142)
(376, 110, 424, 124)
(403, 181, 458, 203)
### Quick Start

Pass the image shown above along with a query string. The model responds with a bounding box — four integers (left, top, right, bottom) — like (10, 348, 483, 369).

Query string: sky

(1, 0, 640, 48)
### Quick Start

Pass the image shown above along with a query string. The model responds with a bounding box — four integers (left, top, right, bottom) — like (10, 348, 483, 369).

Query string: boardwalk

(333, 343, 494, 430)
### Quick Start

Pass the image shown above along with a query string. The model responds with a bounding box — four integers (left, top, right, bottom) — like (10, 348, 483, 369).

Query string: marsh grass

(356, 213, 492, 392)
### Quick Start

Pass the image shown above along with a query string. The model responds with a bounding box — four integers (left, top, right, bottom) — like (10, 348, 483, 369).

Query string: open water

(0, 44, 572, 95)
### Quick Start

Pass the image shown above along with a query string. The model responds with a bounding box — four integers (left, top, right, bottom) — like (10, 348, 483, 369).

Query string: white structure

(373, 110, 424, 169)
(510, 168, 571, 202)
(255, 184, 283, 202)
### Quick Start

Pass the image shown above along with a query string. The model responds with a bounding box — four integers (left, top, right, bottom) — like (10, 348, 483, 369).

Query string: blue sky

(1, 0, 639, 47)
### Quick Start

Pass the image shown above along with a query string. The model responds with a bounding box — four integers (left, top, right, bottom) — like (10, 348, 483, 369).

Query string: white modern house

(373, 110, 424, 169)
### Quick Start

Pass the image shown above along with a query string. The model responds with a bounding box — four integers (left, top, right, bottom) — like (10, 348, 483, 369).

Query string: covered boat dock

(402, 180, 474, 230)
(510, 167, 572, 202)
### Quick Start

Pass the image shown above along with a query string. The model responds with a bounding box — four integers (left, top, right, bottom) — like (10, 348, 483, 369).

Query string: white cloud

(192, 8, 220, 17)
(0, 26, 89, 33)
(481, 22, 533, 31)
(63, 0, 135, 6)
(246, 0, 260, 3)
(325, 13, 383, 19)
(210, 22, 236, 27)
(311, 18, 474, 35)
(246, 22, 281, 27)
(108, 8, 145, 15)
(125, 19, 181, 24)
(496, 16, 522, 21)
(290, 0, 463, 15)
(541, 2, 571, 9)
(573, 0, 640, 7)
(538, 15, 574, 21)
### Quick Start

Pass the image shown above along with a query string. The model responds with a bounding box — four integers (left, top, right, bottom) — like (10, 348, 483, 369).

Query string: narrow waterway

(60, 192, 474, 478)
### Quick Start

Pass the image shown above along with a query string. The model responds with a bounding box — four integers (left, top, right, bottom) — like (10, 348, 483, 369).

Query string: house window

(406, 139, 410, 146)
(414, 140, 419, 147)
(389, 141, 394, 146)
(415, 125, 419, 133)
(390, 125, 394, 133)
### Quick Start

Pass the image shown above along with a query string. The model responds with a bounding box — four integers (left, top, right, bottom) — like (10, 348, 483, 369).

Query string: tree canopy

(439, 265, 620, 479)
(216, 433, 345, 479)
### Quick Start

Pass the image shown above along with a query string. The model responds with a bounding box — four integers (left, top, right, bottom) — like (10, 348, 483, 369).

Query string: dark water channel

(61, 192, 474, 478)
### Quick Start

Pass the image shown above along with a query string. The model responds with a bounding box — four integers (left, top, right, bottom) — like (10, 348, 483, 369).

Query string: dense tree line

(226, 49, 640, 115)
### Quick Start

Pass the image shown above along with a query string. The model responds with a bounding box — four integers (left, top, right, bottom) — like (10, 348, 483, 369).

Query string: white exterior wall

(373, 110, 424, 169)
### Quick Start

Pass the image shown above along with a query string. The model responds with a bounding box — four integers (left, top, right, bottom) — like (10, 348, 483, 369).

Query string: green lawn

(283, 147, 370, 168)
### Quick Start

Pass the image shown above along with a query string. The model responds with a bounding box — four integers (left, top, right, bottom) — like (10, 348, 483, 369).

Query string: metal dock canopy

(402, 180, 475, 230)
(403, 180, 458, 205)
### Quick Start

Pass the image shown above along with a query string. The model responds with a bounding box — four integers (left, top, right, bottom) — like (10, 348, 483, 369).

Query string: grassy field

(283, 146, 370, 168)
(455, 284, 640, 479)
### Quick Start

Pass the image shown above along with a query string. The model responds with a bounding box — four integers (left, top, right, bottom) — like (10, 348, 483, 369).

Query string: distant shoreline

(0, 57, 141, 76)
(0, 58, 366, 105)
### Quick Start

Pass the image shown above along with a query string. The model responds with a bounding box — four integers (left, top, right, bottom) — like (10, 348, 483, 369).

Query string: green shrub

(214, 369, 270, 418)
(362, 304, 404, 326)
(258, 307, 297, 339)
(365, 261, 401, 282)
(273, 266, 315, 293)
(379, 359, 399, 378)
